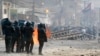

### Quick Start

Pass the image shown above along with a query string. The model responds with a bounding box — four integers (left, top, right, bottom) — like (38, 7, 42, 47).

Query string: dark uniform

(18, 20, 25, 52)
(29, 22, 34, 53)
(23, 22, 34, 53)
(1, 18, 9, 35)
(1, 18, 14, 53)
(37, 23, 47, 55)
(11, 21, 21, 52)
(20, 26, 25, 52)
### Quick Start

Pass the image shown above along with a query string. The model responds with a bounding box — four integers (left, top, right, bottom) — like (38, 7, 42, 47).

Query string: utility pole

(32, 0, 35, 22)
(97, 8, 100, 41)
(32, 0, 40, 23)
(59, 0, 64, 27)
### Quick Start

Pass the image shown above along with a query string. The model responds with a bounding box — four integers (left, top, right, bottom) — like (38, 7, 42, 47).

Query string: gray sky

(91, 0, 100, 7)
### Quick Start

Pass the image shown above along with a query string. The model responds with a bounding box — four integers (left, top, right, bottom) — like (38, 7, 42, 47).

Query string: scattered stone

(91, 55, 97, 56)
(61, 50, 64, 51)
(61, 42, 63, 44)
(58, 49, 60, 50)
(45, 52, 47, 53)
(95, 51, 97, 52)
(91, 55, 94, 56)
(70, 46, 72, 48)
(58, 53, 61, 55)
(80, 54, 84, 56)
(52, 52, 56, 54)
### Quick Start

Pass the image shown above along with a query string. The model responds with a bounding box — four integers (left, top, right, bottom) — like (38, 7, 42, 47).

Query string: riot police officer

(23, 22, 34, 53)
(1, 18, 14, 53)
(19, 20, 25, 52)
(11, 21, 21, 52)
(37, 23, 47, 55)
(29, 21, 34, 54)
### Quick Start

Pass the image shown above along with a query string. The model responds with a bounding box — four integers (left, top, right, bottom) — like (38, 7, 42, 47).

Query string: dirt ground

(0, 39, 100, 56)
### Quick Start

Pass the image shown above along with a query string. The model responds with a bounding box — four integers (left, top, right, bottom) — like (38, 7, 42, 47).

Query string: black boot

(39, 47, 43, 55)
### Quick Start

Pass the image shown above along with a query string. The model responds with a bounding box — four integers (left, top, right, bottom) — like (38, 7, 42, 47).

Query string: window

(4, 9, 7, 14)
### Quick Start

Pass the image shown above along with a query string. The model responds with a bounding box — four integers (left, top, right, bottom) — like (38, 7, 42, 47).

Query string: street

(0, 39, 100, 56)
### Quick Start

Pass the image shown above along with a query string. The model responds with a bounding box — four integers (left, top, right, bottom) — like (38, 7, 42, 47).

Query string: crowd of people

(1, 18, 47, 55)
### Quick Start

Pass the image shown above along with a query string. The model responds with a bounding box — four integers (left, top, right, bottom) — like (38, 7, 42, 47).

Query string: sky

(90, 0, 100, 8)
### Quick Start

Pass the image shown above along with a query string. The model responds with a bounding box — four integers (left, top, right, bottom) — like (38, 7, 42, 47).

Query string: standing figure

(19, 20, 25, 52)
(37, 23, 47, 55)
(23, 22, 34, 54)
(11, 21, 21, 52)
(1, 18, 14, 53)
(29, 22, 34, 54)
(20, 23, 25, 52)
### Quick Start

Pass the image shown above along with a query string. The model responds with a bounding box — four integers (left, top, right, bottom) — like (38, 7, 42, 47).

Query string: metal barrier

(51, 29, 96, 40)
